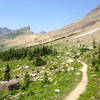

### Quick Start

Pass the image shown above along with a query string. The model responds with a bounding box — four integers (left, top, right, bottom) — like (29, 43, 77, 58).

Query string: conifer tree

(93, 39, 96, 49)
(24, 72, 30, 88)
(4, 64, 10, 81)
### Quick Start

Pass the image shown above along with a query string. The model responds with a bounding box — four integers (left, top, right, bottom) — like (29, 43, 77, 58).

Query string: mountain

(40, 31, 46, 34)
(0, 26, 34, 51)
(43, 5, 100, 45)
(0, 27, 12, 34)
(0, 5, 100, 51)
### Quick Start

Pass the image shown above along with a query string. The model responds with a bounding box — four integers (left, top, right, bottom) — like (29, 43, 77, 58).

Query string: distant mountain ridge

(40, 31, 46, 34)
(0, 5, 100, 51)
(0, 26, 33, 40)
(0, 27, 12, 34)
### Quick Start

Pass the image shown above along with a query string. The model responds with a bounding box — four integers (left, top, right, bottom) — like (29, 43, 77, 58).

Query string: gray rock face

(0, 80, 20, 91)
(0, 27, 12, 34)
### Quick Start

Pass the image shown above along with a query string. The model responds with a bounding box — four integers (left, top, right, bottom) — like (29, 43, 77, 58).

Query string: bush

(24, 72, 30, 89)
(4, 64, 10, 81)
(95, 65, 99, 72)
(41, 71, 50, 87)
(27, 90, 35, 96)
(34, 57, 46, 66)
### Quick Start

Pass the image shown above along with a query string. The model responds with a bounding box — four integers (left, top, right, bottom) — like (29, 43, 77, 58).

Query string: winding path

(64, 61, 88, 100)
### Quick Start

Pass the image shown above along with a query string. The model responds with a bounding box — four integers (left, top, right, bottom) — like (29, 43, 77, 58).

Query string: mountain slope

(0, 26, 34, 51)
(1, 5, 100, 51)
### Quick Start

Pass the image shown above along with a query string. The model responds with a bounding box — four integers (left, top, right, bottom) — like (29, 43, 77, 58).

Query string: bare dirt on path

(64, 61, 88, 100)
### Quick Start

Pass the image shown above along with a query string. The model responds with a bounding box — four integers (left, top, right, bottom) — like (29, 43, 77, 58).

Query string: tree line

(0, 45, 57, 61)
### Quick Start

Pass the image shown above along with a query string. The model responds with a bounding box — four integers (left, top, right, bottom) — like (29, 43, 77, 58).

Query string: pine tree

(4, 64, 10, 81)
(24, 72, 30, 89)
(93, 39, 96, 49)
(34, 56, 46, 66)
(92, 52, 96, 66)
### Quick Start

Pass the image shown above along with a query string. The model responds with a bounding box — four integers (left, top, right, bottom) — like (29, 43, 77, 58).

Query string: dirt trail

(64, 61, 88, 100)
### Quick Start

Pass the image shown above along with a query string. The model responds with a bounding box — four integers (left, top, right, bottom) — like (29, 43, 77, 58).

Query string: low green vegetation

(0, 44, 82, 100)
(1, 39, 100, 100)
(78, 39, 100, 100)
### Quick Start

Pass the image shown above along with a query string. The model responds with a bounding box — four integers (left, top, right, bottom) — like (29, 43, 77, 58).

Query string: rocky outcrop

(18, 26, 31, 32)
(0, 80, 20, 91)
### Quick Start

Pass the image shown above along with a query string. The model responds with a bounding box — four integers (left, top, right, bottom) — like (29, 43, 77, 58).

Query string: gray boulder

(0, 80, 20, 91)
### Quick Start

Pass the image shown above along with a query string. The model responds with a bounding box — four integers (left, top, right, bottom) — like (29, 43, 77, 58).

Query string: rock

(24, 65, 29, 69)
(88, 46, 93, 50)
(14, 67, 22, 72)
(0, 68, 5, 71)
(67, 59, 74, 63)
(75, 72, 80, 75)
(57, 56, 60, 58)
(91, 74, 97, 78)
(76, 52, 80, 56)
(30, 74, 36, 77)
(54, 81, 57, 85)
(48, 77, 53, 82)
(54, 89, 60, 93)
(0, 80, 20, 91)
(65, 52, 70, 55)
(61, 63, 65, 65)
(67, 67, 74, 71)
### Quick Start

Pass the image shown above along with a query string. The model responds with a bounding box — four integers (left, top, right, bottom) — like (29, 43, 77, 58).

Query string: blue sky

(0, 0, 99, 33)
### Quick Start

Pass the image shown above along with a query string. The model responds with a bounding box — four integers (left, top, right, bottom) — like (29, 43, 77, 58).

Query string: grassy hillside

(0, 44, 82, 100)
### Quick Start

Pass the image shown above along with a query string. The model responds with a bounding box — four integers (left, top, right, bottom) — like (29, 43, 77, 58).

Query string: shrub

(24, 72, 30, 89)
(34, 57, 46, 66)
(4, 64, 10, 81)
(27, 90, 35, 96)
(41, 71, 50, 87)
(95, 65, 99, 72)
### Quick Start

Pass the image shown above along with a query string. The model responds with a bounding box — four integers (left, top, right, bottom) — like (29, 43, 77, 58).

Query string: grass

(78, 47, 100, 100)
(0, 46, 82, 100)
(79, 65, 100, 100)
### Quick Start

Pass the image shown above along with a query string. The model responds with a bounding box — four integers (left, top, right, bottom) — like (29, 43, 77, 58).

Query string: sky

(0, 0, 100, 33)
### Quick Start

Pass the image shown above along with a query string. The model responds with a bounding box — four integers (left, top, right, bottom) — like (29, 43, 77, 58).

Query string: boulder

(0, 80, 20, 91)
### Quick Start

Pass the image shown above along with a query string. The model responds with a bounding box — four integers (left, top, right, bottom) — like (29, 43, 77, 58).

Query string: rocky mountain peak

(19, 26, 31, 32)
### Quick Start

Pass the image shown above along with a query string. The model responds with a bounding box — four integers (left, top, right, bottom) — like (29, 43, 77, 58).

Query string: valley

(0, 4, 100, 100)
